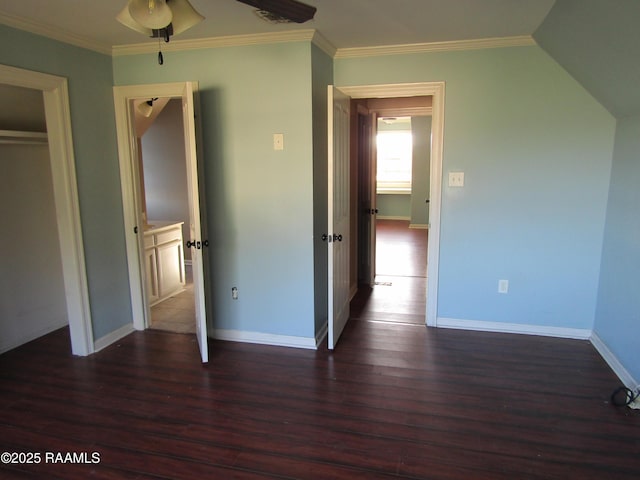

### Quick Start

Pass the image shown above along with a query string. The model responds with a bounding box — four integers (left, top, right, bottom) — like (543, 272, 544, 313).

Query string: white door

(367, 112, 378, 286)
(114, 81, 209, 363)
(181, 82, 209, 363)
(327, 86, 351, 349)
(357, 111, 377, 287)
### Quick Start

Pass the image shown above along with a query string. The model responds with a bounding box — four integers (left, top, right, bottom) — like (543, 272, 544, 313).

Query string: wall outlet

(232, 287, 238, 300)
(498, 279, 509, 294)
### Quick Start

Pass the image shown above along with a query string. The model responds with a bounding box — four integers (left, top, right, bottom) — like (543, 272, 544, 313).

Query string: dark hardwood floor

(1, 219, 638, 479)
(1, 324, 638, 479)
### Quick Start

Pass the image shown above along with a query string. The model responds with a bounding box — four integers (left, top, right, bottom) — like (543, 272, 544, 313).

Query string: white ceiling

(0, 0, 556, 53)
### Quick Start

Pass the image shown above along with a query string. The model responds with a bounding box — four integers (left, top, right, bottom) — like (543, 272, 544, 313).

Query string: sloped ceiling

(534, 0, 640, 118)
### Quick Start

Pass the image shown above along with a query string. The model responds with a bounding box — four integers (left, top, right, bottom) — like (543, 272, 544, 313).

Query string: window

(376, 118, 412, 194)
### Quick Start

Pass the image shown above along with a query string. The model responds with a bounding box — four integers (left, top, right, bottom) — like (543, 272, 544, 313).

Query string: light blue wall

(377, 194, 410, 218)
(595, 115, 640, 383)
(0, 25, 132, 340)
(335, 45, 615, 330)
(114, 42, 317, 338)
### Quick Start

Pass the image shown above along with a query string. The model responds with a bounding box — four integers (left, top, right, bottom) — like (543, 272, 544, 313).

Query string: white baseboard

(212, 329, 319, 350)
(93, 323, 135, 352)
(409, 223, 429, 229)
(436, 317, 592, 340)
(377, 215, 410, 221)
(590, 333, 639, 389)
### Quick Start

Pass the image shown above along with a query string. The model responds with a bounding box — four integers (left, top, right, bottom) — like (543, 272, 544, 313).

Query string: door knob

(333, 234, 343, 242)
(186, 240, 196, 248)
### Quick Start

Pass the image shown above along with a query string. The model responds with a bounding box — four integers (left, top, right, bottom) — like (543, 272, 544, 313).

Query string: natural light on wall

(376, 117, 412, 194)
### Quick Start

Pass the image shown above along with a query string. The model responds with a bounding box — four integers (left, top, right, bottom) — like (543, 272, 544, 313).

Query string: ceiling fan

(117, 0, 317, 64)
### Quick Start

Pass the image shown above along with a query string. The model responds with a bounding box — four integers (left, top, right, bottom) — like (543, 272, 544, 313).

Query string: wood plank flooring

(1, 219, 638, 479)
(354, 219, 428, 325)
(1, 323, 638, 479)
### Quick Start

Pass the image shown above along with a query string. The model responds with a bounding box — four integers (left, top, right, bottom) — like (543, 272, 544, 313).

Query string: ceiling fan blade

(236, 0, 317, 23)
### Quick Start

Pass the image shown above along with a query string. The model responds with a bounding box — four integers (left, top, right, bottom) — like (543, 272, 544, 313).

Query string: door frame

(0, 64, 94, 355)
(339, 82, 444, 327)
(113, 81, 205, 334)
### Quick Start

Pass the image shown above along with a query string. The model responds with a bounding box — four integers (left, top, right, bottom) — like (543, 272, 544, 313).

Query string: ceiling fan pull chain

(157, 36, 164, 65)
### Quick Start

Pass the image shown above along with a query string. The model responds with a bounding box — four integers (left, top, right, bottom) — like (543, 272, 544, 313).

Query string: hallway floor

(149, 265, 196, 334)
(352, 219, 428, 325)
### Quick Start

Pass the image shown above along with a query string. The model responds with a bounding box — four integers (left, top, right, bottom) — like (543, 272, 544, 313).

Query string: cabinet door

(157, 239, 185, 298)
(144, 248, 159, 305)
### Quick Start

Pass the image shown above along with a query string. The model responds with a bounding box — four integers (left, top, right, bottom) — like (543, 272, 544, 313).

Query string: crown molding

(112, 29, 321, 56)
(1, 9, 534, 61)
(334, 35, 536, 59)
(310, 30, 337, 58)
(0, 11, 111, 55)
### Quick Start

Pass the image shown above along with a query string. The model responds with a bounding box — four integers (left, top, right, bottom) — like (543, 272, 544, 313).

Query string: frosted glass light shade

(137, 101, 153, 118)
(116, 5, 153, 35)
(168, 0, 205, 35)
(128, 0, 173, 29)
(116, 0, 205, 39)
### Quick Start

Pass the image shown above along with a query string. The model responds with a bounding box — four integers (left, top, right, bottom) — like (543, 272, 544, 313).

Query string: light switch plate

(449, 172, 464, 187)
(273, 133, 284, 151)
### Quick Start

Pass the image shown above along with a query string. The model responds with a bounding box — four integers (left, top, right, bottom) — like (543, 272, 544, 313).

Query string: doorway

(0, 64, 93, 356)
(113, 82, 210, 362)
(134, 97, 196, 335)
(341, 82, 444, 328)
(355, 113, 430, 325)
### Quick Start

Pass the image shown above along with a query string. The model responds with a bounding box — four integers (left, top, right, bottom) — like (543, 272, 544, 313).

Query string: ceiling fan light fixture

(137, 97, 159, 117)
(137, 101, 153, 118)
(168, 0, 205, 35)
(116, 5, 153, 36)
(128, 0, 173, 30)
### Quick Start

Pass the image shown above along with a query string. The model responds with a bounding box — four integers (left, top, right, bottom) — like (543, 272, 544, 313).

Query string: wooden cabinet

(143, 222, 185, 306)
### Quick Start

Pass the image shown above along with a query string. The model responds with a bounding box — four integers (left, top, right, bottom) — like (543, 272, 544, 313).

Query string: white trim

(377, 215, 410, 221)
(335, 35, 536, 59)
(0, 11, 111, 55)
(437, 317, 592, 340)
(409, 223, 429, 229)
(93, 323, 136, 353)
(591, 333, 639, 389)
(0, 64, 94, 356)
(0, 11, 532, 60)
(212, 329, 319, 350)
(377, 188, 411, 195)
(112, 29, 317, 56)
(0, 130, 47, 145)
(311, 31, 337, 58)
